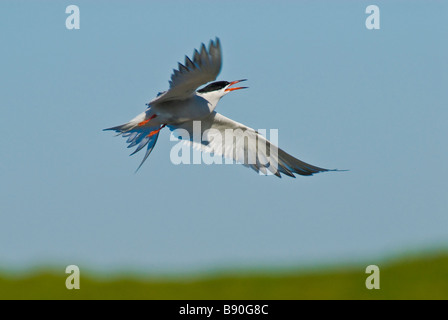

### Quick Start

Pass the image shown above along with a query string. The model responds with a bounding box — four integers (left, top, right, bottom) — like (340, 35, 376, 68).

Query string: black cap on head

(197, 81, 230, 93)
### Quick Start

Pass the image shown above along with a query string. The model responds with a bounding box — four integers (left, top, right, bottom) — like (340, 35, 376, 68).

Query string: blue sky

(1, 1, 447, 274)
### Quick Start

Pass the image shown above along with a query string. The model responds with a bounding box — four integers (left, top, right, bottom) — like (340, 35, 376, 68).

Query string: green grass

(1, 253, 448, 299)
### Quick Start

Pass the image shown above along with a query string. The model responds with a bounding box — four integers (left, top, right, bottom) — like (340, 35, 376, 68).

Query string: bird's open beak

(225, 79, 248, 92)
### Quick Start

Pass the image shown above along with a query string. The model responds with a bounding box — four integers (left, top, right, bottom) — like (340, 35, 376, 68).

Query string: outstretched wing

(169, 112, 335, 178)
(149, 38, 222, 105)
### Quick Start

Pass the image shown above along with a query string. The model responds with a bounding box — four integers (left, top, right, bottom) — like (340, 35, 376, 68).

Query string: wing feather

(169, 112, 335, 178)
(149, 38, 222, 105)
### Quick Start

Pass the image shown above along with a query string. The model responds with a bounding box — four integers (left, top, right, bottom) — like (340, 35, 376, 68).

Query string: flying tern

(104, 38, 341, 177)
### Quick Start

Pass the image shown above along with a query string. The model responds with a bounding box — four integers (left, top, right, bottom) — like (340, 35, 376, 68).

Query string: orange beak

(225, 79, 248, 92)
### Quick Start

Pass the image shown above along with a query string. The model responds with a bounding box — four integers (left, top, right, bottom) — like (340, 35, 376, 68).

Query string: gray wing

(169, 112, 334, 178)
(149, 38, 222, 105)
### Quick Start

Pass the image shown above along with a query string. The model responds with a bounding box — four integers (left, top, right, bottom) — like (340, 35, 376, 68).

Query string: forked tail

(103, 122, 162, 171)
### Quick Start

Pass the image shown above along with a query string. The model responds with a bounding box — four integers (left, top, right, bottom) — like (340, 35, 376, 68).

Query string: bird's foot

(147, 124, 166, 137)
(138, 114, 157, 127)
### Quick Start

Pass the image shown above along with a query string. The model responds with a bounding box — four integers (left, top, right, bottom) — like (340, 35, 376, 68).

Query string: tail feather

(128, 131, 150, 148)
(135, 133, 159, 172)
(103, 122, 161, 171)
(103, 122, 136, 134)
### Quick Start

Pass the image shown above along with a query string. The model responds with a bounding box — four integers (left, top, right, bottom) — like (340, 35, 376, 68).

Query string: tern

(104, 38, 340, 177)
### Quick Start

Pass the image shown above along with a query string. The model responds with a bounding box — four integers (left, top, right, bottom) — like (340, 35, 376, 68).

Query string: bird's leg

(138, 114, 157, 127)
(147, 124, 166, 138)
